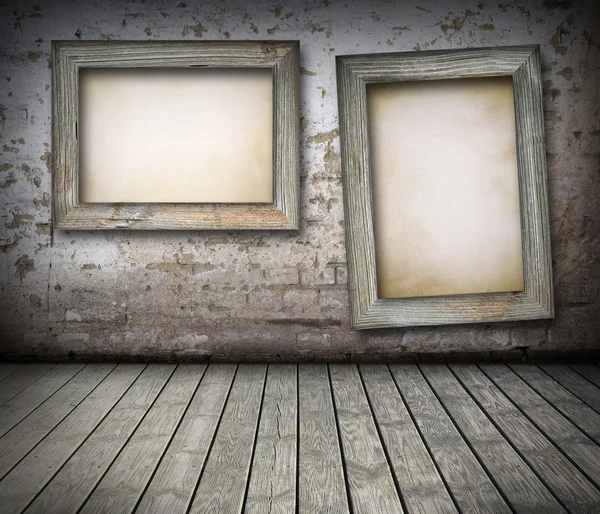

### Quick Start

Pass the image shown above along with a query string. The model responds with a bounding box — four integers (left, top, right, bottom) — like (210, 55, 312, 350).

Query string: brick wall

(1, 0, 598, 360)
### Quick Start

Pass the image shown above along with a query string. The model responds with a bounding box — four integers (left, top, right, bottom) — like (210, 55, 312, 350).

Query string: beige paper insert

(368, 77, 524, 298)
(79, 68, 273, 203)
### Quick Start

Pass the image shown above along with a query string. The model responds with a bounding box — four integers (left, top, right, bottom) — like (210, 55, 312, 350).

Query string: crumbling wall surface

(1, 0, 598, 361)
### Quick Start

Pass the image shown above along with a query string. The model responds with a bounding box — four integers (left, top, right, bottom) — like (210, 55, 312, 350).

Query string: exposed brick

(283, 289, 319, 314)
(318, 289, 347, 311)
(336, 266, 348, 285)
(205, 291, 248, 312)
(264, 267, 300, 285)
(0, 1, 598, 361)
(247, 289, 283, 312)
(301, 267, 335, 286)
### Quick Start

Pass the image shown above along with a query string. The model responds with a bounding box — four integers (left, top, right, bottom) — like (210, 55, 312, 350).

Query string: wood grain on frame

(52, 40, 300, 230)
(336, 46, 553, 328)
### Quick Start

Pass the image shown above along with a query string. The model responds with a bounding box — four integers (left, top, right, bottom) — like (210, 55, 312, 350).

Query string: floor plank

(330, 364, 404, 514)
(24, 364, 175, 514)
(0, 364, 56, 406)
(481, 364, 600, 488)
(0, 363, 25, 383)
(0, 363, 85, 438)
(452, 364, 600, 513)
(79, 364, 206, 514)
(390, 364, 511, 514)
(568, 364, 600, 389)
(298, 364, 349, 514)
(421, 364, 564, 514)
(509, 364, 600, 444)
(360, 364, 457, 514)
(188, 364, 267, 514)
(244, 364, 297, 514)
(541, 364, 600, 413)
(136, 364, 236, 513)
(0, 362, 598, 514)
(0, 364, 116, 479)
(0, 363, 145, 513)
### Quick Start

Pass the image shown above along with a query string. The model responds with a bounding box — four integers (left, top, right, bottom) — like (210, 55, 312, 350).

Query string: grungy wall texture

(0, 0, 599, 361)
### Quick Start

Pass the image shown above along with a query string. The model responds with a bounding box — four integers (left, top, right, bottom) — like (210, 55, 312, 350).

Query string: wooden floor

(1, 363, 600, 513)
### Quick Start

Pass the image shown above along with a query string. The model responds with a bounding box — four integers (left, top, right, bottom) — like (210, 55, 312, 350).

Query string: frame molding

(336, 45, 554, 329)
(52, 40, 300, 230)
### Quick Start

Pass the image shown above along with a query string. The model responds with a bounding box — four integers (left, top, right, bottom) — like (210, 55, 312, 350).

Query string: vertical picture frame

(336, 46, 554, 329)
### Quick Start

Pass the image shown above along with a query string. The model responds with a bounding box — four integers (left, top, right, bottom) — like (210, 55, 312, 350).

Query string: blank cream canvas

(367, 77, 524, 299)
(79, 67, 273, 203)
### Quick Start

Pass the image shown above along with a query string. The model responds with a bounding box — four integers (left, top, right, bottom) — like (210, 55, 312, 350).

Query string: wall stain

(182, 21, 207, 38)
(28, 9, 42, 19)
(300, 67, 317, 76)
(13, 12, 25, 34)
(392, 26, 410, 34)
(27, 51, 41, 62)
(557, 66, 573, 80)
(15, 254, 35, 281)
(6, 213, 33, 229)
(0, 234, 22, 253)
(40, 151, 51, 171)
(307, 128, 338, 145)
(551, 23, 569, 54)
(438, 10, 478, 35)
(267, 24, 280, 34)
(480, 23, 495, 30)
(33, 192, 50, 210)
(323, 144, 341, 177)
(1, 172, 16, 188)
(2, 145, 19, 154)
(543, 0, 574, 9)
(35, 222, 51, 235)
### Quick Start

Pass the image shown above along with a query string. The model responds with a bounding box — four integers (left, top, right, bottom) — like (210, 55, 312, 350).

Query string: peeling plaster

(0, 0, 598, 360)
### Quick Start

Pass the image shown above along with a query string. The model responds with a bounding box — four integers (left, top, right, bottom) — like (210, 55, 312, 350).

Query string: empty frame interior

(79, 67, 273, 203)
(367, 76, 524, 299)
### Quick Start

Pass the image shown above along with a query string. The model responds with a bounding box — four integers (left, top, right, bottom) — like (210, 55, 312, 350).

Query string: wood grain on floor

(0, 362, 599, 513)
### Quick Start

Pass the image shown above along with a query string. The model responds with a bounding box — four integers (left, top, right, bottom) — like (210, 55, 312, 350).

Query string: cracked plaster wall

(0, 0, 598, 361)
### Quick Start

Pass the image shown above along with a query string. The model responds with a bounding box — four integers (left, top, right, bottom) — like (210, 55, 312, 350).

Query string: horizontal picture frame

(336, 45, 554, 329)
(52, 40, 300, 230)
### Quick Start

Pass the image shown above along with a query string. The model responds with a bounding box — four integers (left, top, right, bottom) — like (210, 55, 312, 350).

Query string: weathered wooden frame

(52, 40, 300, 230)
(336, 46, 554, 329)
